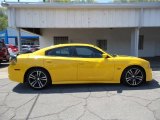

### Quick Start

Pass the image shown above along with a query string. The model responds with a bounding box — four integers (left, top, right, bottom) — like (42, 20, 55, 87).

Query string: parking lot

(0, 60, 160, 120)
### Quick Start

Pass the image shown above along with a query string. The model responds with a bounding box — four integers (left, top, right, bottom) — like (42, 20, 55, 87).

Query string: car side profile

(8, 43, 152, 89)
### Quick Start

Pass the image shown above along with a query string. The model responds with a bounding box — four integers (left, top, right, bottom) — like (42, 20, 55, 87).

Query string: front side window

(74, 46, 102, 58)
(46, 47, 72, 57)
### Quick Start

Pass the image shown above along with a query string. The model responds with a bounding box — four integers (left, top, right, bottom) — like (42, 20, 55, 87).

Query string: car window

(46, 47, 73, 57)
(74, 46, 102, 58)
(22, 46, 27, 48)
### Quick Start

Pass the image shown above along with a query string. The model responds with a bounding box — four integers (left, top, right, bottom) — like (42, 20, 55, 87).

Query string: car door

(44, 46, 77, 83)
(74, 46, 115, 82)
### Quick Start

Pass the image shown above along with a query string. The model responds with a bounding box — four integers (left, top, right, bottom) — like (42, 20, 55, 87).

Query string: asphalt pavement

(0, 63, 160, 120)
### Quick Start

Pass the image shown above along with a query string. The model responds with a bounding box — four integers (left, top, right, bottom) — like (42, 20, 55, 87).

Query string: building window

(53, 36, 69, 45)
(97, 40, 107, 51)
(139, 35, 144, 50)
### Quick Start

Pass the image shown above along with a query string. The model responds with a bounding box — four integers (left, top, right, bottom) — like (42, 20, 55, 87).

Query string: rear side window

(46, 47, 73, 57)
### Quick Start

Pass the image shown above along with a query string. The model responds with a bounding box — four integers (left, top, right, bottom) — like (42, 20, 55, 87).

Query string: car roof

(33, 43, 106, 55)
(53, 43, 94, 47)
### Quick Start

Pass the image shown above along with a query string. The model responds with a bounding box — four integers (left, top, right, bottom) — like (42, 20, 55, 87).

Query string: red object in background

(0, 42, 10, 63)
(6, 44, 18, 53)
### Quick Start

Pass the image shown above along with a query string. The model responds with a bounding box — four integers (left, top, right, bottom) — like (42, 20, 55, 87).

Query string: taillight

(2, 48, 6, 52)
(9, 55, 17, 65)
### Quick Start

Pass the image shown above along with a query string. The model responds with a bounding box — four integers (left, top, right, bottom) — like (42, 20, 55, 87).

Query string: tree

(0, 8, 8, 31)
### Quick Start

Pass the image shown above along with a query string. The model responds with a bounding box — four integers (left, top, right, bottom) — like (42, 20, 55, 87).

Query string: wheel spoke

(135, 76, 143, 80)
(126, 77, 132, 81)
(37, 71, 42, 77)
(29, 74, 36, 80)
(40, 76, 47, 81)
(30, 80, 37, 87)
(128, 70, 134, 76)
(134, 69, 140, 75)
(132, 79, 137, 85)
(37, 81, 42, 88)
(39, 80, 44, 88)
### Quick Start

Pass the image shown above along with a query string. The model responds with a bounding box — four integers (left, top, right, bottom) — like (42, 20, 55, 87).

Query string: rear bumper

(0, 54, 9, 61)
(8, 65, 24, 83)
(146, 68, 152, 81)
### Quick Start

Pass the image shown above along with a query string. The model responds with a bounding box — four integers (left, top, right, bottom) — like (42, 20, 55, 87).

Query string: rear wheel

(122, 67, 145, 86)
(26, 68, 50, 89)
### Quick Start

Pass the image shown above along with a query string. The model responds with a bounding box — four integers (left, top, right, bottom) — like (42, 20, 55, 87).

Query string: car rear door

(44, 46, 77, 83)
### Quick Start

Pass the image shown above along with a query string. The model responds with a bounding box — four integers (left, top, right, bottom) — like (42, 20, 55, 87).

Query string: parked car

(6, 44, 18, 55)
(0, 41, 10, 63)
(22, 45, 34, 53)
(31, 45, 40, 51)
(8, 43, 152, 89)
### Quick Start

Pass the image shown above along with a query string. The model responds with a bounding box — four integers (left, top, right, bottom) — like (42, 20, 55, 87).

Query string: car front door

(44, 46, 77, 83)
(74, 46, 114, 82)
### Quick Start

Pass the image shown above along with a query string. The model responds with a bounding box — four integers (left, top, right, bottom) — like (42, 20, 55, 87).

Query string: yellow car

(8, 43, 152, 89)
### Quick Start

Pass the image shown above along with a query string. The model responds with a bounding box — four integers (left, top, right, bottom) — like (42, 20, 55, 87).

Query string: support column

(17, 28, 22, 52)
(131, 28, 139, 57)
(5, 30, 8, 44)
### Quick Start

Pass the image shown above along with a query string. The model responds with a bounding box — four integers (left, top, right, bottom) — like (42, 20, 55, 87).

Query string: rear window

(46, 47, 73, 57)
(22, 46, 29, 48)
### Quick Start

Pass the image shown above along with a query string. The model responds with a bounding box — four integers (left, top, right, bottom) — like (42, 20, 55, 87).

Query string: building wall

(40, 28, 160, 57)
(11, 7, 160, 28)
(40, 28, 132, 56)
(139, 28, 160, 57)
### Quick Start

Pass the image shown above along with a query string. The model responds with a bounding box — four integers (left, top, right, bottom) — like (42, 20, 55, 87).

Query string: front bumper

(146, 68, 152, 81)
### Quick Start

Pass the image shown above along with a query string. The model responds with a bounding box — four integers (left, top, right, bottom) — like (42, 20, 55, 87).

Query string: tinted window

(22, 46, 29, 48)
(46, 47, 72, 57)
(74, 46, 102, 58)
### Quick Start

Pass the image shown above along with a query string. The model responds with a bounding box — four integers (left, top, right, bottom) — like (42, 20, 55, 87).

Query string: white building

(2, 2, 160, 57)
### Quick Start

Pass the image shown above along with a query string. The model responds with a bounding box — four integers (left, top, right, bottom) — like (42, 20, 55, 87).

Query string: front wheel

(26, 69, 51, 89)
(122, 67, 145, 87)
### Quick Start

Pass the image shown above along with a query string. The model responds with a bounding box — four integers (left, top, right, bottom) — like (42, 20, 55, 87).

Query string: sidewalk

(0, 63, 8, 79)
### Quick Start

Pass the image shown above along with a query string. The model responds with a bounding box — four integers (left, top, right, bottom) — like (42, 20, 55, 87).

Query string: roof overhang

(1, 2, 160, 9)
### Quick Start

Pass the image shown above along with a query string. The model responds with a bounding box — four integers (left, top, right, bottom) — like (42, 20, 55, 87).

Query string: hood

(113, 54, 149, 63)
(113, 54, 136, 58)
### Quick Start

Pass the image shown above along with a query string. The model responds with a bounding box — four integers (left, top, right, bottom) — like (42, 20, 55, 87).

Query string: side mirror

(102, 53, 108, 58)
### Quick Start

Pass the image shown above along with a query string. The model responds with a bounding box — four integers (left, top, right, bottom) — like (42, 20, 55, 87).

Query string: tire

(122, 66, 145, 87)
(26, 68, 51, 89)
